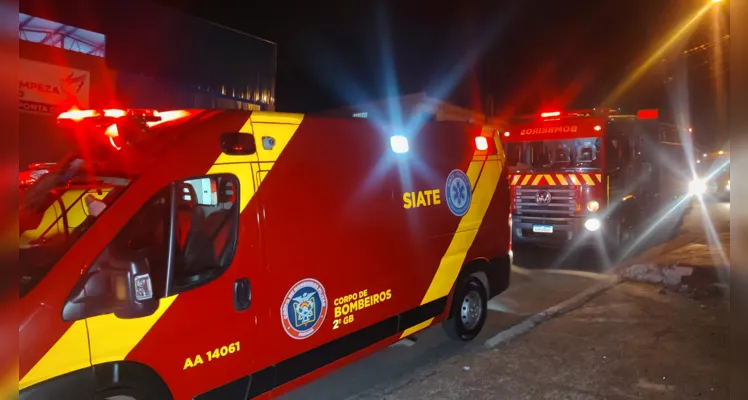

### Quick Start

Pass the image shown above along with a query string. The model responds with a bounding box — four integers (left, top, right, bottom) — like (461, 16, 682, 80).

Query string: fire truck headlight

(586, 200, 600, 212)
(584, 218, 601, 232)
(688, 179, 707, 196)
(390, 135, 409, 154)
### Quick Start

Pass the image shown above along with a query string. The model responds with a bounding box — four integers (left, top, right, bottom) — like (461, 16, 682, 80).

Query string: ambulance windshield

(504, 137, 602, 171)
(19, 157, 131, 298)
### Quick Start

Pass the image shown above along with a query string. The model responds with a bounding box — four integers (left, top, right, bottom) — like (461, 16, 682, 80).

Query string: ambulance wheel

(96, 388, 147, 400)
(443, 277, 487, 342)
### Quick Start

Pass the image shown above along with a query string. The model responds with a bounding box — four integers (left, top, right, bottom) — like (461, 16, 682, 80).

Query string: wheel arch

(459, 258, 492, 300)
(92, 361, 173, 399)
(19, 361, 172, 400)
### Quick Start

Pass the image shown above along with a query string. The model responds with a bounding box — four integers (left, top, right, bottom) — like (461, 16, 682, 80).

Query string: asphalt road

(277, 200, 730, 400)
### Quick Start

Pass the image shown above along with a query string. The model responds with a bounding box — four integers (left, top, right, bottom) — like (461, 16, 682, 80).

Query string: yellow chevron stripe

(25, 112, 307, 390)
(520, 175, 532, 186)
(569, 174, 581, 185)
(531, 174, 543, 186)
(544, 174, 556, 185)
(555, 174, 569, 185)
(86, 296, 178, 366)
(581, 173, 595, 185)
(595, 174, 602, 183)
(400, 153, 503, 340)
(417, 154, 503, 305)
(19, 320, 91, 389)
(400, 318, 435, 338)
(511, 175, 521, 185)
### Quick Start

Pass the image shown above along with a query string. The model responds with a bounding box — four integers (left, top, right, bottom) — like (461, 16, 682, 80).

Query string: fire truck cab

(19, 109, 510, 399)
(504, 109, 693, 252)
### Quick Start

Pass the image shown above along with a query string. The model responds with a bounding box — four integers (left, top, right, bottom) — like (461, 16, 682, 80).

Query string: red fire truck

(19, 108, 510, 399)
(504, 109, 693, 251)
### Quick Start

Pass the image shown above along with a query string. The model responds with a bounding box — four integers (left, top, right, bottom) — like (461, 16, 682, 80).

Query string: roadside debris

(622, 263, 694, 287)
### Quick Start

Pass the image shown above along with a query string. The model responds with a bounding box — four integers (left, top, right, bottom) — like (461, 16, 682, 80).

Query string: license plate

(532, 225, 554, 233)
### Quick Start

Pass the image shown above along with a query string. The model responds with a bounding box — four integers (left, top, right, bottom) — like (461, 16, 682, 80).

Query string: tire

(443, 276, 488, 342)
(95, 388, 148, 400)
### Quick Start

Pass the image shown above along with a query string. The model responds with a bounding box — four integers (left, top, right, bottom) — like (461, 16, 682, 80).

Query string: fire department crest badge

(445, 169, 472, 217)
(281, 278, 328, 340)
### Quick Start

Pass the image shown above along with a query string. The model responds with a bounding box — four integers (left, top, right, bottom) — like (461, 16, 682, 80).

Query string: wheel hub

(460, 291, 482, 330)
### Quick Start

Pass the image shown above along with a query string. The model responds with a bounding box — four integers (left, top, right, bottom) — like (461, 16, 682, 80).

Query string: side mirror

(221, 132, 257, 155)
(63, 248, 159, 321)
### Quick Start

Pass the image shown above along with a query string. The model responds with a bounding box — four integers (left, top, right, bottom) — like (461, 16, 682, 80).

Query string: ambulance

(19, 108, 511, 399)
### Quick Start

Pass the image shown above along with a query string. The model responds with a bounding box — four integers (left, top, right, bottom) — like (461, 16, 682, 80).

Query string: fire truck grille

(514, 186, 576, 223)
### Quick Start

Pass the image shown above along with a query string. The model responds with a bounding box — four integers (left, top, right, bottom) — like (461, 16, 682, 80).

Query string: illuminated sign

(520, 125, 578, 136)
(19, 59, 90, 115)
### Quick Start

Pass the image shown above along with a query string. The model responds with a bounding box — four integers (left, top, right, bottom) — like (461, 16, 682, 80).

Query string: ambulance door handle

(234, 278, 251, 311)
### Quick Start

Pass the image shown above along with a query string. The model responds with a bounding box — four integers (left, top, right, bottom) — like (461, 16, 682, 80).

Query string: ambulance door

(76, 170, 266, 398)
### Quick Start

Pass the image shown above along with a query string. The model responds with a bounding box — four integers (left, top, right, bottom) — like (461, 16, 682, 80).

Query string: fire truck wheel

(443, 277, 488, 342)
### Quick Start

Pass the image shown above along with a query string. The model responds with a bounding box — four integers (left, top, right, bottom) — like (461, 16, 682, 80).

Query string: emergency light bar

(58, 108, 162, 124)
(56, 108, 193, 153)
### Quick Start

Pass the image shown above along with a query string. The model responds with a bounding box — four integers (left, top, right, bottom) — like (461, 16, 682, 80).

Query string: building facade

(19, 0, 277, 165)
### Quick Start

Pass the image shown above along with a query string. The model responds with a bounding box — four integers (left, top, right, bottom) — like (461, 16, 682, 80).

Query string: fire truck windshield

(504, 137, 602, 171)
(19, 158, 131, 298)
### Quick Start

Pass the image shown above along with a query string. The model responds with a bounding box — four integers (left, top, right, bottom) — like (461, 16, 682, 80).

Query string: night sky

(157, 0, 728, 148)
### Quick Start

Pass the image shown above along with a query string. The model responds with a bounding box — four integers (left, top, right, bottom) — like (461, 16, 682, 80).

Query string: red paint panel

(466, 167, 510, 262)
(242, 118, 477, 369)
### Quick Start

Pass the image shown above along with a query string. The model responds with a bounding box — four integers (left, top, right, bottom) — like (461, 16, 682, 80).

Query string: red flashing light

(57, 108, 173, 123)
(636, 109, 659, 119)
(58, 108, 129, 121)
(475, 136, 489, 151)
(541, 111, 561, 118)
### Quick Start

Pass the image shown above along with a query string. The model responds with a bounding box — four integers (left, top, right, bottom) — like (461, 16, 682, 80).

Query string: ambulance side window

(169, 174, 239, 293)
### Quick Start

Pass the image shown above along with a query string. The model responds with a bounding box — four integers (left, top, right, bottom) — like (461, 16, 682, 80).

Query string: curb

(485, 276, 621, 348)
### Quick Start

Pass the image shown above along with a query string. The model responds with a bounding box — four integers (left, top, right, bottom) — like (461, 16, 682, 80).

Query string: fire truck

(18, 108, 511, 399)
(504, 108, 694, 251)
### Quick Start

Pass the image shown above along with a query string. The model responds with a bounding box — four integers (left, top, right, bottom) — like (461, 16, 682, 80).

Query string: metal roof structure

(19, 13, 106, 57)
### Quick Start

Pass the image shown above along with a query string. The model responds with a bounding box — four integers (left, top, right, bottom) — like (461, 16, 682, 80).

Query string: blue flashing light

(390, 135, 409, 154)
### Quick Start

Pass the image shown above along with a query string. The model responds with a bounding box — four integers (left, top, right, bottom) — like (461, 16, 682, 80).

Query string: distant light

(353, 112, 368, 118)
(718, 150, 724, 155)
(688, 127, 693, 133)
(703, 153, 708, 157)
(594, 125, 601, 131)
(689, 179, 707, 196)
(541, 111, 561, 118)
(504, 131, 510, 137)
(696, 160, 701, 163)
(390, 135, 409, 153)
(712, 0, 723, 3)
(475, 136, 489, 151)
